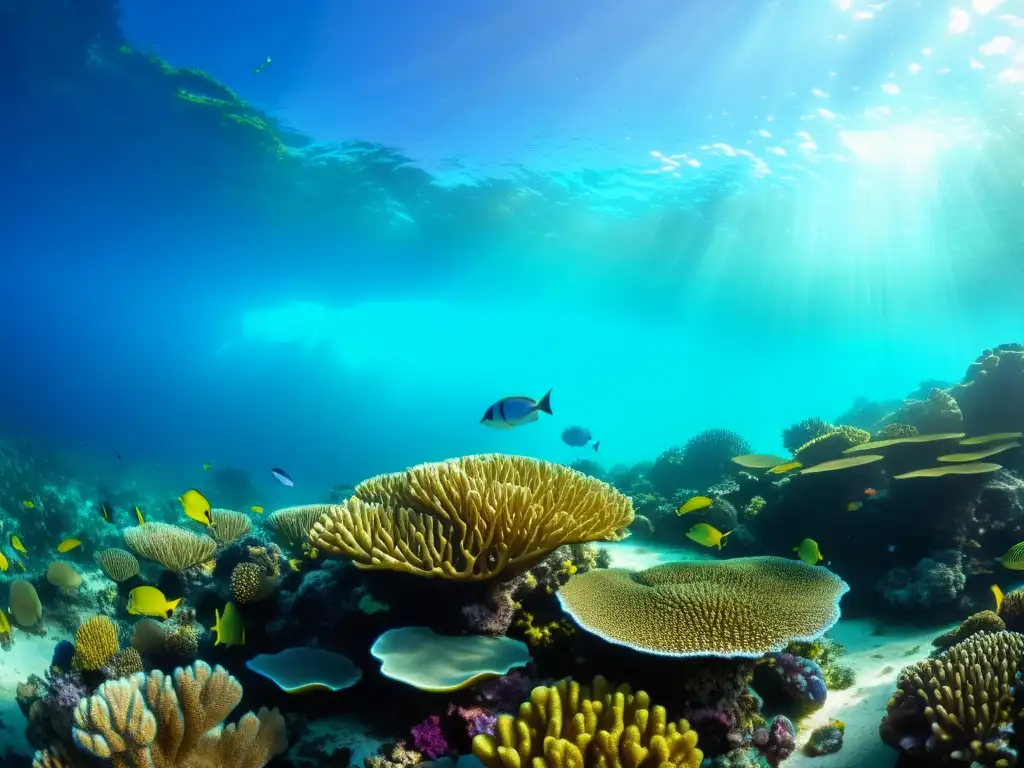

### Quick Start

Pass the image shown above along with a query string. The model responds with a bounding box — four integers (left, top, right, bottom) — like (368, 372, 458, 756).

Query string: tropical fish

(127, 586, 182, 620)
(212, 602, 245, 646)
(686, 523, 732, 550)
(179, 489, 213, 527)
(56, 538, 82, 553)
(13, 559, 25, 572)
(21, 500, 34, 509)
(288, 558, 302, 572)
(98, 501, 114, 524)
(999, 542, 1024, 570)
(253, 56, 272, 75)
(847, 501, 862, 512)
(115, 452, 121, 461)
(250, 505, 264, 514)
(0, 551, 8, 572)
(9, 535, 27, 556)
(203, 462, 212, 472)
(51, 640, 75, 671)
(561, 425, 598, 451)
(270, 468, 294, 487)
(793, 538, 823, 566)
(767, 461, 802, 475)
(677, 496, 713, 516)
(864, 488, 877, 497)
(480, 390, 553, 429)
(992, 584, 1005, 614)
(0, 608, 11, 647)
(135, 506, 146, 525)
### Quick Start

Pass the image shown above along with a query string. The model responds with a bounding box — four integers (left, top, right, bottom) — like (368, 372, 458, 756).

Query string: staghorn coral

(94, 549, 141, 582)
(209, 509, 253, 545)
(472, 675, 703, 768)
(781, 418, 833, 455)
(68, 660, 287, 768)
(266, 505, 326, 550)
(123, 523, 218, 572)
(793, 426, 871, 467)
(310, 454, 633, 581)
(880, 630, 1024, 766)
(557, 557, 849, 657)
(932, 610, 1005, 652)
(72, 616, 120, 672)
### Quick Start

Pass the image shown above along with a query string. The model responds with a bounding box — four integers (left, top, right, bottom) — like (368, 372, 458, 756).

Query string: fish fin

(535, 389, 553, 415)
(167, 597, 182, 615)
(593, 441, 600, 451)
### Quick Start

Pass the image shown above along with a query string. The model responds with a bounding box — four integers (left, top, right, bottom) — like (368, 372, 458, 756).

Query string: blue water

(2, 0, 1023, 507)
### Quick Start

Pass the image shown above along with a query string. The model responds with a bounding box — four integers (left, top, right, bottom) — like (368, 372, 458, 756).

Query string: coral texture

(94, 549, 141, 582)
(69, 660, 288, 768)
(472, 675, 703, 768)
(208, 509, 253, 545)
(310, 454, 633, 580)
(880, 630, 1024, 765)
(556, 557, 849, 657)
(123, 523, 218, 572)
(72, 616, 120, 672)
(266, 505, 325, 549)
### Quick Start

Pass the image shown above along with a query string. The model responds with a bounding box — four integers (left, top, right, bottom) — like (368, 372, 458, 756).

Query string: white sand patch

(596, 540, 711, 570)
(786, 618, 952, 767)
(0, 627, 72, 759)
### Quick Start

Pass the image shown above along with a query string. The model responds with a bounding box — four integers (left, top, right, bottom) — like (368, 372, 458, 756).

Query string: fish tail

(167, 597, 182, 616)
(536, 389, 553, 415)
(593, 441, 600, 451)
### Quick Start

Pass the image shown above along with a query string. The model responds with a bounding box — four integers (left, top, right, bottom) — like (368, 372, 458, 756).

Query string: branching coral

(123, 523, 218, 572)
(880, 630, 1024, 766)
(472, 675, 703, 768)
(557, 557, 849, 657)
(310, 454, 633, 581)
(68, 660, 287, 768)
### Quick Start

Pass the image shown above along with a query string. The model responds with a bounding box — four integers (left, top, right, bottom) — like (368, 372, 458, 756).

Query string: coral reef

(803, 720, 844, 757)
(876, 550, 967, 613)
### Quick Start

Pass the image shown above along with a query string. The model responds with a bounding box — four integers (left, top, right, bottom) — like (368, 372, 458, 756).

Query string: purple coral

(475, 670, 532, 713)
(411, 715, 448, 759)
(44, 669, 88, 711)
(752, 715, 796, 767)
(762, 653, 827, 708)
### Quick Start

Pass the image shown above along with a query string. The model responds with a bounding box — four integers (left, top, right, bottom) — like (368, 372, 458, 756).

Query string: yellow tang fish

(134, 506, 146, 525)
(203, 462, 212, 472)
(179, 489, 213, 527)
(793, 538, 823, 566)
(9, 535, 27, 556)
(250, 505, 264, 514)
(992, 584, 1005, 614)
(21, 500, 35, 509)
(288, 558, 302, 572)
(677, 496, 713, 516)
(686, 523, 732, 550)
(999, 542, 1024, 570)
(98, 501, 115, 524)
(56, 538, 82, 553)
(0, 607, 11, 641)
(0, 550, 8, 572)
(212, 602, 245, 647)
(767, 461, 802, 475)
(127, 586, 182, 620)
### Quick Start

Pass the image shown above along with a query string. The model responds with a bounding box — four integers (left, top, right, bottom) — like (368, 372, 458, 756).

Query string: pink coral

(411, 715, 448, 760)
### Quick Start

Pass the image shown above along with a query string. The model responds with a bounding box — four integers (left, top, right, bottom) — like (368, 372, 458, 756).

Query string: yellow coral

(556, 556, 849, 657)
(94, 548, 141, 582)
(71, 660, 287, 768)
(472, 675, 703, 768)
(72, 616, 120, 672)
(884, 630, 1024, 765)
(123, 523, 218, 572)
(310, 454, 634, 581)
(266, 505, 325, 549)
(516, 612, 573, 649)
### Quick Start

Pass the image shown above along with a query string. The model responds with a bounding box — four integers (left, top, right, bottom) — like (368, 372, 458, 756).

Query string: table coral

(310, 454, 633, 581)
(472, 675, 703, 768)
(556, 557, 849, 657)
(880, 630, 1024, 766)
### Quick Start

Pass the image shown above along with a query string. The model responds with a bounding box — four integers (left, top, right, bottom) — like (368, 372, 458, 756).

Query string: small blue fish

(561, 425, 599, 451)
(481, 390, 553, 429)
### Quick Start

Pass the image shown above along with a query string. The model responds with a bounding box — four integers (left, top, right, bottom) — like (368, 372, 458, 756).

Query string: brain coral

(472, 675, 703, 768)
(557, 557, 849, 657)
(70, 660, 287, 768)
(310, 454, 633, 580)
(881, 630, 1024, 766)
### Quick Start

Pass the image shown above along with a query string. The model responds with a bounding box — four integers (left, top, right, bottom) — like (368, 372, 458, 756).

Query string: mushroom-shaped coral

(310, 454, 633, 581)
(69, 660, 287, 768)
(246, 647, 362, 693)
(94, 548, 141, 582)
(472, 675, 703, 768)
(880, 630, 1024, 765)
(209, 509, 253, 545)
(371, 626, 531, 692)
(556, 557, 849, 658)
(123, 523, 217, 572)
